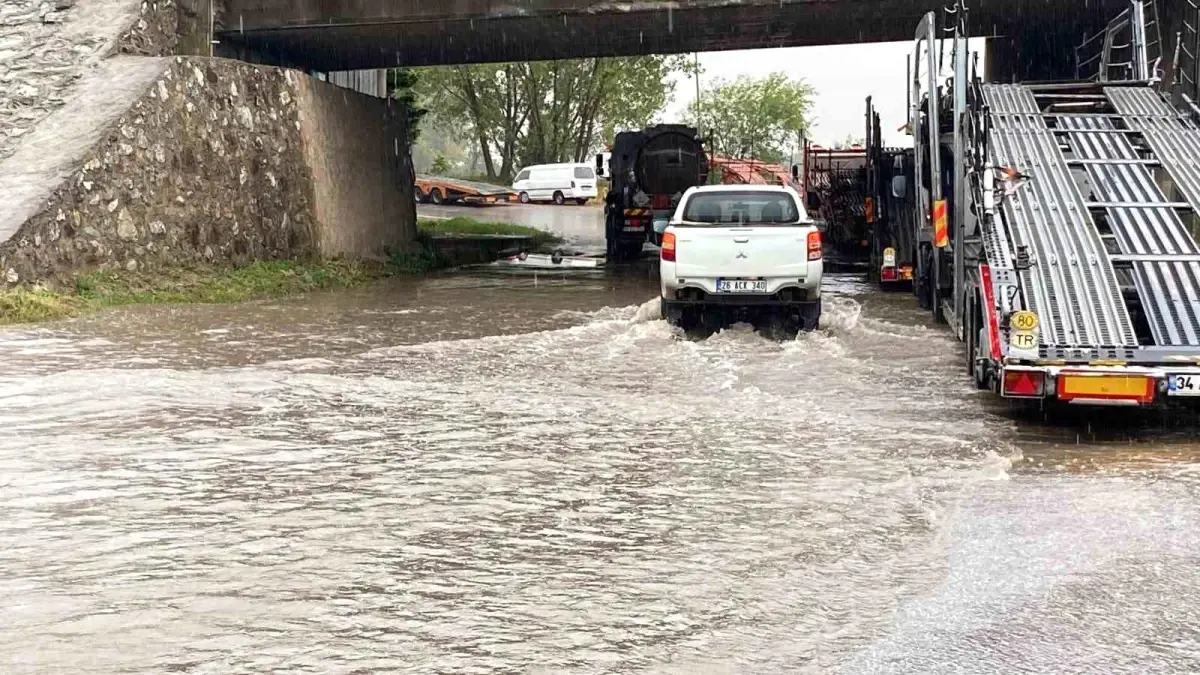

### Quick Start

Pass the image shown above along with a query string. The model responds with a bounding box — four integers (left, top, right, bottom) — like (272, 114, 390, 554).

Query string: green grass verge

(0, 217, 557, 326)
(417, 217, 561, 249)
(0, 259, 385, 326)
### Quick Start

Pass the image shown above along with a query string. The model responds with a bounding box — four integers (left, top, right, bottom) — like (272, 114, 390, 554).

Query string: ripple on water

(2, 280, 1195, 674)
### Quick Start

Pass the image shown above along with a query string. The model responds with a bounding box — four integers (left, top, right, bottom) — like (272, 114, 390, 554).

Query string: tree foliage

(687, 73, 814, 163)
(407, 56, 691, 181)
(389, 68, 427, 145)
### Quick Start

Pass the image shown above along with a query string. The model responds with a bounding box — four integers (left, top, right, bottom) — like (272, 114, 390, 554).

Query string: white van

(511, 163, 598, 205)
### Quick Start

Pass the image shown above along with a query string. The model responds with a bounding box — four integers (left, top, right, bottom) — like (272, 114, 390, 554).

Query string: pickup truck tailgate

(673, 226, 812, 278)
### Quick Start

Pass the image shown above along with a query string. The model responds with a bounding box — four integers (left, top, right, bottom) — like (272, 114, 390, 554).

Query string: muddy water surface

(2, 268, 1199, 674)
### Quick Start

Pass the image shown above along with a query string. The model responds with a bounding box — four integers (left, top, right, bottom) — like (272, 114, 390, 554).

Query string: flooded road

(2, 265, 1200, 674)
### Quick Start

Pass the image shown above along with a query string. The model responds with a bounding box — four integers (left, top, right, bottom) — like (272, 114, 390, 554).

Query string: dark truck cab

(599, 124, 709, 261)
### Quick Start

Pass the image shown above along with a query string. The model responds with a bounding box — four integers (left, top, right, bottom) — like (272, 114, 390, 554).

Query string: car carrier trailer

(414, 175, 516, 205)
(864, 96, 917, 289)
(904, 0, 1200, 406)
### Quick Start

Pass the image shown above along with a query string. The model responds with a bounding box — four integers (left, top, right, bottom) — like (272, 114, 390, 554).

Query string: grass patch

(0, 259, 386, 325)
(0, 287, 87, 325)
(418, 216, 562, 249)
(0, 217, 557, 326)
(74, 259, 383, 308)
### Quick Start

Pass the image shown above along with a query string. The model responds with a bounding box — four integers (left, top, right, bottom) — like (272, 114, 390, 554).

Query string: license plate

(716, 279, 767, 293)
(1168, 374, 1200, 396)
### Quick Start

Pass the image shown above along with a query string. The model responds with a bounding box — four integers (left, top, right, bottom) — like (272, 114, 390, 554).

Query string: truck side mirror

(806, 192, 822, 211)
(891, 175, 907, 199)
(594, 153, 604, 177)
(791, 164, 800, 182)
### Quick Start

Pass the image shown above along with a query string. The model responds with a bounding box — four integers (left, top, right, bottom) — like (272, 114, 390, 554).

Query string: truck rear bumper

(999, 363, 1200, 406)
(664, 287, 815, 307)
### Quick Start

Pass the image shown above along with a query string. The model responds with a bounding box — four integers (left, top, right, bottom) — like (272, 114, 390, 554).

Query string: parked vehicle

(659, 184, 823, 335)
(414, 175, 516, 205)
(863, 96, 916, 289)
(601, 124, 709, 261)
(897, 2, 1200, 407)
(511, 163, 598, 205)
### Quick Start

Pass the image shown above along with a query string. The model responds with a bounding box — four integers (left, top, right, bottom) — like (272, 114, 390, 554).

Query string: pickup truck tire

(519, 192, 530, 204)
(662, 300, 692, 330)
(553, 191, 566, 205)
(800, 299, 822, 331)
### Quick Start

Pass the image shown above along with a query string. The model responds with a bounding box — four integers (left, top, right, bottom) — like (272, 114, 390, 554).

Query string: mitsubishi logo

(736, 250, 748, 259)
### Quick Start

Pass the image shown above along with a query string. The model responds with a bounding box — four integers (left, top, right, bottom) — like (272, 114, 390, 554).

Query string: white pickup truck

(659, 184, 823, 334)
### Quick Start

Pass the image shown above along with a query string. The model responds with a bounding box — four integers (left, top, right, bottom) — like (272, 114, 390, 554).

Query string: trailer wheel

(973, 325, 989, 390)
(931, 248, 945, 324)
(916, 245, 933, 310)
(553, 191, 565, 205)
(414, 188, 425, 203)
(964, 300, 977, 376)
(430, 189, 444, 205)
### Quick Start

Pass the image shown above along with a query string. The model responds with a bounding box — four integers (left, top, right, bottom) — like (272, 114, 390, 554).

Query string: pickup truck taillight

(661, 232, 677, 262)
(807, 230, 822, 260)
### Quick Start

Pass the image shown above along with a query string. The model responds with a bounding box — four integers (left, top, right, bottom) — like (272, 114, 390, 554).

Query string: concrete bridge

(214, 0, 1128, 81)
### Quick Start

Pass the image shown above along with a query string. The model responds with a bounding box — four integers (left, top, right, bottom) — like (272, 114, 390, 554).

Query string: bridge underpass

(214, 0, 1126, 82)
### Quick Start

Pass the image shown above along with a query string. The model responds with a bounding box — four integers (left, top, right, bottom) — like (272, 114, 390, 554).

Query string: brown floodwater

(2, 265, 1199, 674)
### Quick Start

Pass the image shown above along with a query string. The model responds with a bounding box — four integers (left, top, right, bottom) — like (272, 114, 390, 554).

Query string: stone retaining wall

(0, 56, 415, 289)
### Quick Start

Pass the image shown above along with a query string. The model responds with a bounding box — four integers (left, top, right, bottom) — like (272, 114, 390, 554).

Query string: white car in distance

(659, 184, 823, 335)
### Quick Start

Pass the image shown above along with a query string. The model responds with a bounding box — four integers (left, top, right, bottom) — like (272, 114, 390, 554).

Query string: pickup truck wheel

(519, 192, 530, 204)
(553, 191, 565, 205)
(800, 300, 822, 331)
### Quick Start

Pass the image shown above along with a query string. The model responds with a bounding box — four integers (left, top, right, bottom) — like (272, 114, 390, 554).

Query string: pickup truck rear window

(680, 191, 803, 225)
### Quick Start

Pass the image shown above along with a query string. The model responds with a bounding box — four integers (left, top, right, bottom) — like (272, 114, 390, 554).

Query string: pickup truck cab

(660, 184, 823, 334)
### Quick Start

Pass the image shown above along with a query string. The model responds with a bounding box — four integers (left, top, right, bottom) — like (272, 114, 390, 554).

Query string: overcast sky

(662, 39, 988, 150)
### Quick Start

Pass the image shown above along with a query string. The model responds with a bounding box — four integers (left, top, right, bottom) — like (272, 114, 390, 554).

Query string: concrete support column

(177, 0, 215, 56)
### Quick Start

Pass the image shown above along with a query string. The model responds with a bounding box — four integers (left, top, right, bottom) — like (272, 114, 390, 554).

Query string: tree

(687, 73, 814, 163)
(389, 68, 428, 145)
(408, 55, 691, 182)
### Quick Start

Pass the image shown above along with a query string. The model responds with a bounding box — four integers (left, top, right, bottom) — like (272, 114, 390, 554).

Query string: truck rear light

(1002, 370, 1046, 398)
(881, 266, 898, 282)
(571, 181, 577, 189)
(661, 232, 676, 262)
(807, 230, 822, 261)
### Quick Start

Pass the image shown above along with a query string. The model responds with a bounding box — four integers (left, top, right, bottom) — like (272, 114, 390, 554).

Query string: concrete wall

(0, 56, 415, 289)
(299, 77, 415, 259)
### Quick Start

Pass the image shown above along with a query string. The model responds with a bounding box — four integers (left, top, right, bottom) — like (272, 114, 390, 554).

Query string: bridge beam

(214, 0, 1121, 73)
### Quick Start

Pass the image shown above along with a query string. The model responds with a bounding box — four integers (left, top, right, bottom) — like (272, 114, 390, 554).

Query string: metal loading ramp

(983, 84, 1139, 351)
(1062, 90, 1200, 347)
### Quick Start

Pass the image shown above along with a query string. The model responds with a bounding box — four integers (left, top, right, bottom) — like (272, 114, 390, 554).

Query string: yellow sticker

(1011, 311, 1039, 332)
(1010, 331, 1037, 350)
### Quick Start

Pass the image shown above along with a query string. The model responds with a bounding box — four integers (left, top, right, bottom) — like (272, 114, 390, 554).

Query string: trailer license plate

(716, 279, 767, 293)
(1168, 374, 1200, 396)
